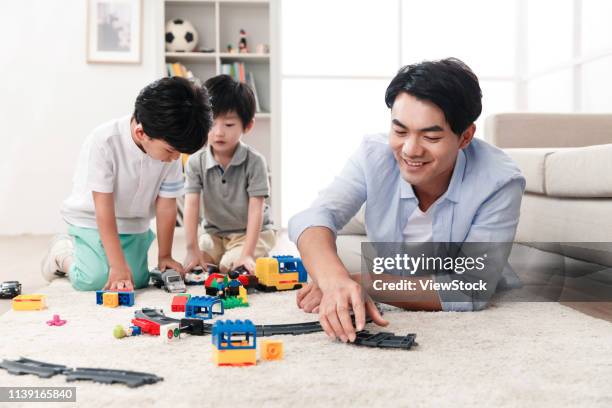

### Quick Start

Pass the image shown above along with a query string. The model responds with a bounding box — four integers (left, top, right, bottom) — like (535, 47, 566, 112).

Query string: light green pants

(67, 225, 155, 291)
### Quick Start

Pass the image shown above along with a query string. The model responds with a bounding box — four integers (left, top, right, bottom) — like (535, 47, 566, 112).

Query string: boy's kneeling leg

(220, 230, 278, 270)
(219, 247, 242, 272)
(252, 230, 277, 258)
(121, 230, 156, 289)
(198, 233, 225, 266)
(67, 228, 109, 291)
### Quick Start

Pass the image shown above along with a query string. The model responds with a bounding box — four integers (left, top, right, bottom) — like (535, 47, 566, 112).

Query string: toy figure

(225, 269, 242, 297)
(239, 29, 248, 53)
(227, 44, 234, 53)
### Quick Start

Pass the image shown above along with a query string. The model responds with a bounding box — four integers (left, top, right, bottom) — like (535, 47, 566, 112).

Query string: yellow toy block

(212, 345, 257, 366)
(238, 286, 248, 304)
(103, 292, 119, 308)
(261, 340, 284, 361)
(12, 294, 46, 311)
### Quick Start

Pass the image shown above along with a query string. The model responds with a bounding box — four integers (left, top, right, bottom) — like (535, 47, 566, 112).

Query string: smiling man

(288, 58, 525, 343)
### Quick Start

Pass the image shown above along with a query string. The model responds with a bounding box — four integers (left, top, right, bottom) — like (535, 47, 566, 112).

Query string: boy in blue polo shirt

(42, 77, 212, 291)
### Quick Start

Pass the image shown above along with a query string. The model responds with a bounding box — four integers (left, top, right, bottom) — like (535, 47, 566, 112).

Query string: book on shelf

(221, 62, 261, 112)
(166, 62, 194, 80)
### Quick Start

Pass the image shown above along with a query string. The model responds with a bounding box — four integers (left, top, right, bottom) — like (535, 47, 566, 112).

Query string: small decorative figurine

(239, 29, 248, 53)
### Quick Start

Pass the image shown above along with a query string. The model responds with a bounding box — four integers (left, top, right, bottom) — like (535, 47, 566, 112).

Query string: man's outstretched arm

(297, 226, 388, 343)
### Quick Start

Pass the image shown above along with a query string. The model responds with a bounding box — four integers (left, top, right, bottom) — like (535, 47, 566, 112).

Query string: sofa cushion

(504, 148, 558, 194)
(545, 143, 612, 198)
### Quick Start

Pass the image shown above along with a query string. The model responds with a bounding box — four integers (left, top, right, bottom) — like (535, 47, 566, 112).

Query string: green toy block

(221, 296, 249, 309)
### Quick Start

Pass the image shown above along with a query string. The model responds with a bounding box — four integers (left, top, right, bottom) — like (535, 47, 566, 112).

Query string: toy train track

(65, 367, 163, 388)
(135, 308, 325, 336)
(353, 331, 418, 350)
(134, 309, 403, 341)
(0, 357, 67, 378)
(256, 321, 323, 336)
(0, 357, 163, 388)
(134, 308, 323, 336)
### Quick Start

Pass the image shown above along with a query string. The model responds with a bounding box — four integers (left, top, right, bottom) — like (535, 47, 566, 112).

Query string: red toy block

(171, 295, 189, 312)
(131, 318, 160, 335)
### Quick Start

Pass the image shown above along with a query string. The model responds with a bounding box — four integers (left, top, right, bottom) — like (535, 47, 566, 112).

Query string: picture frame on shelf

(86, 0, 142, 64)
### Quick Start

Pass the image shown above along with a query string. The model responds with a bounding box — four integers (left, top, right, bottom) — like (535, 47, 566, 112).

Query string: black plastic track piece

(0, 357, 69, 378)
(353, 331, 417, 350)
(257, 321, 324, 336)
(180, 318, 212, 335)
(65, 368, 163, 388)
(135, 308, 181, 325)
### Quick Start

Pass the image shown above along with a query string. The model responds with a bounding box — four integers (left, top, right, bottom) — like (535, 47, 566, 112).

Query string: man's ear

(133, 123, 147, 142)
(243, 119, 255, 134)
(458, 123, 476, 149)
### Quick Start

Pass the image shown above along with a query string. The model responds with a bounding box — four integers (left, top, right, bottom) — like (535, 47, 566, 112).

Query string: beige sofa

(336, 113, 612, 271)
(487, 113, 612, 265)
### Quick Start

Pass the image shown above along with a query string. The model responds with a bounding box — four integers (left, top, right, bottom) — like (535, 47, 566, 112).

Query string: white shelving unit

(161, 0, 281, 227)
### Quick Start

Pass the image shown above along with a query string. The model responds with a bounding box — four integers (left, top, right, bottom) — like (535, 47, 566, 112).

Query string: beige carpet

(0, 279, 611, 408)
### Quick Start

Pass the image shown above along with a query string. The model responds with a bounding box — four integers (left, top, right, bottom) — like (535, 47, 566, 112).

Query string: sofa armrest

(484, 113, 612, 148)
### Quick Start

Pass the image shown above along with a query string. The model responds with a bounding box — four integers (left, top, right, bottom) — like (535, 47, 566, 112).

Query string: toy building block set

(1, 255, 418, 390)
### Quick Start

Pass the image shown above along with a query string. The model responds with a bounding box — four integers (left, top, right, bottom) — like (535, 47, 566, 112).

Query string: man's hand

(232, 255, 256, 274)
(318, 276, 388, 343)
(158, 256, 184, 275)
(104, 263, 134, 291)
(296, 282, 323, 313)
(183, 250, 214, 274)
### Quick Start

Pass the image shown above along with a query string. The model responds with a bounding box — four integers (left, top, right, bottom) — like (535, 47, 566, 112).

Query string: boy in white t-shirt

(41, 77, 212, 291)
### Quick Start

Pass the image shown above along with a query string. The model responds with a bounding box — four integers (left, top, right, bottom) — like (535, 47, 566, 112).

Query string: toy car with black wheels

(149, 268, 186, 293)
(0, 281, 21, 299)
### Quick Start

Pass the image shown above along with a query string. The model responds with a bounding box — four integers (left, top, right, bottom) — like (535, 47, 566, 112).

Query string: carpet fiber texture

(0, 279, 611, 408)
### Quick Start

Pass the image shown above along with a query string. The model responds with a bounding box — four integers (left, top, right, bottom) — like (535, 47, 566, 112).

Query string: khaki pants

(198, 229, 277, 271)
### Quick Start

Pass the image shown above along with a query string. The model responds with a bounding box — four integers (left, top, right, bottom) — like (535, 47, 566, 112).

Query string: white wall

(0, 0, 164, 235)
(280, 0, 519, 225)
(524, 0, 612, 112)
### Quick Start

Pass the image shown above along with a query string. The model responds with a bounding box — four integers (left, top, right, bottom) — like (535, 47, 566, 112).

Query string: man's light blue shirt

(288, 133, 526, 311)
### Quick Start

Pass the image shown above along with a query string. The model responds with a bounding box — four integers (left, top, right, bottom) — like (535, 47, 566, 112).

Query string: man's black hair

(204, 74, 256, 128)
(385, 58, 482, 135)
(133, 76, 212, 154)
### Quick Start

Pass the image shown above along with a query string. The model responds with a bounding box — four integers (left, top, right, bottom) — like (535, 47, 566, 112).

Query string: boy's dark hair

(385, 58, 482, 135)
(133, 76, 212, 154)
(204, 74, 256, 128)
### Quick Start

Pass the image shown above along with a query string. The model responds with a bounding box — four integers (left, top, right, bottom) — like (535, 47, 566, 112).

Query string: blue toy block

(212, 319, 256, 350)
(185, 296, 224, 320)
(118, 291, 135, 307)
(95, 290, 134, 307)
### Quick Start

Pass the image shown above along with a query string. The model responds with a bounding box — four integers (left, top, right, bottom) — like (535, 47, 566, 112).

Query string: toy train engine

(255, 256, 308, 292)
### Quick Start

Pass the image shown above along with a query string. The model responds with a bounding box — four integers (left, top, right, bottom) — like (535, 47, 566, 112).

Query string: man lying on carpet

(288, 58, 526, 343)
(41, 77, 212, 291)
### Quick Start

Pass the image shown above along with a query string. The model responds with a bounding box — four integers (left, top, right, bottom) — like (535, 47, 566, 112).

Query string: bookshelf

(160, 0, 281, 227)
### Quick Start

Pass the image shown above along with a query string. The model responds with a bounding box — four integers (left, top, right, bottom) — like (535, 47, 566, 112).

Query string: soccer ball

(165, 19, 199, 52)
